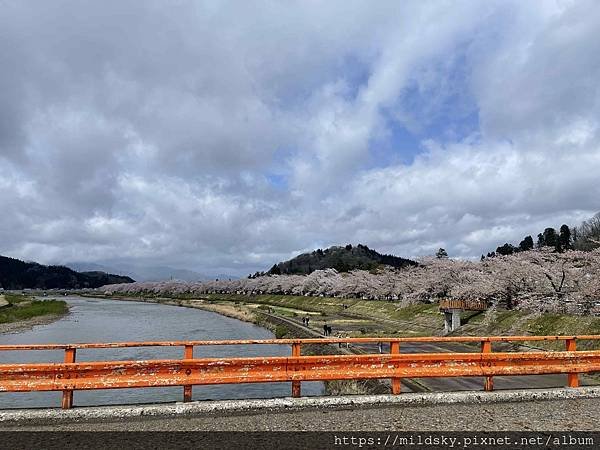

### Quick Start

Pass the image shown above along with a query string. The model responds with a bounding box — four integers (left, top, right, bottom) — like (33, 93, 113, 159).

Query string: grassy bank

(205, 295, 600, 337)
(98, 291, 600, 350)
(194, 293, 442, 337)
(204, 293, 440, 322)
(458, 308, 600, 350)
(0, 293, 68, 324)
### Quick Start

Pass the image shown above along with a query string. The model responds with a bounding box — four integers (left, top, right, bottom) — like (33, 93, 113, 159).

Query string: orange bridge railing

(1, 335, 599, 409)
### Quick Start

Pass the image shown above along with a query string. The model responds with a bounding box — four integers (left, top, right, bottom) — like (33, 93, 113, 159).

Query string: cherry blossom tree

(101, 249, 600, 316)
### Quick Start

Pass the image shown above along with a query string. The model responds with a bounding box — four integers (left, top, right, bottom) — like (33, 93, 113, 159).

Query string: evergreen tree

(496, 243, 515, 256)
(559, 224, 572, 251)
(542, 228, 558, 248)
(519, 235, 534, 251)
(537, 233, 545, 248)
(268, 264, 281, 275)
(435, 248, 448, 259)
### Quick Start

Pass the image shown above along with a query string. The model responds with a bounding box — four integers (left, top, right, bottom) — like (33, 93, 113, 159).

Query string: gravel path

(3, 398, 599, 431)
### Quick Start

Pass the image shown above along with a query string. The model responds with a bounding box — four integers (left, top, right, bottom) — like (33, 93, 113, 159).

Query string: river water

(0, 296, 323, 409)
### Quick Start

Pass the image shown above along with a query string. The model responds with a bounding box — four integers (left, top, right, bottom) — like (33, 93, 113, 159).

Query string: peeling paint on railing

(1, 335, 599, 409)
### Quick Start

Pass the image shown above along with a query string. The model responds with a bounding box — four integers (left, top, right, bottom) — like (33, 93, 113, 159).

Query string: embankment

(0, 294, 69, 334)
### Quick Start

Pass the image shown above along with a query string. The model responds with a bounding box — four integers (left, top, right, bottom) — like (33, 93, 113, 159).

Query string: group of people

(300, 315, 334, 337)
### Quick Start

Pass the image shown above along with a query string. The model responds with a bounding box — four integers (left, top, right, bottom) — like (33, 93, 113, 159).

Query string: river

(0, 296, 323, 409)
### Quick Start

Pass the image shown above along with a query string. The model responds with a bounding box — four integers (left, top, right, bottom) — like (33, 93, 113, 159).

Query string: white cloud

(0, 0, 599, 276)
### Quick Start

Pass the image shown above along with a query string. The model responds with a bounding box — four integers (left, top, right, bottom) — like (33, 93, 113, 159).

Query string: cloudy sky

(1, 0, 599, 277)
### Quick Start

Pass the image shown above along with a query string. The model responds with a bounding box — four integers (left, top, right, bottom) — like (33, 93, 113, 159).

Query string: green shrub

(275, 325, 288, 339)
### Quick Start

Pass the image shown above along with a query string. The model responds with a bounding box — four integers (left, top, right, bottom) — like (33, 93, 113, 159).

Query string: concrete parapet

(2, 387, 600, 426)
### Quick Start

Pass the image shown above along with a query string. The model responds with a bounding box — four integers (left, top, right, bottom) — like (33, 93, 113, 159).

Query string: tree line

(484, 212, 600, 259)
(103, 247, 600, 316)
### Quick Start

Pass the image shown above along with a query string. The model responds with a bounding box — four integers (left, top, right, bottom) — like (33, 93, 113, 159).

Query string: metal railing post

(390, 341, 401, 394)
(291, 342, 301, 397)
(183, 344, 194, 402)
(566, 339, 579, 388)
(481, 340, 494, 391)
(61, 347, 76, 409)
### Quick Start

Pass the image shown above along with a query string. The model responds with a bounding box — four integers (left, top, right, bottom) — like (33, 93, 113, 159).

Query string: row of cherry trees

(101, 248, 600, 315)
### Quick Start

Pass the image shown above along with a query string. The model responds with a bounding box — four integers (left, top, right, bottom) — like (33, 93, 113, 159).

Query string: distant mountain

(67, 262, 210, 282)
(0, 255, 135, 290)
(262, 244, 417, 276)
(66, 262, 120, 274)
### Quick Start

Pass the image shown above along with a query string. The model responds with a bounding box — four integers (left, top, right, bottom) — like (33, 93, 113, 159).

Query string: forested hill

(262, 244, 417, 277)
(0, 255, 135, 289)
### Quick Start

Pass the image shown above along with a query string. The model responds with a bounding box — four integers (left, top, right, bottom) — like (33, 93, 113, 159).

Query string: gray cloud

(1, 0, 599, 277)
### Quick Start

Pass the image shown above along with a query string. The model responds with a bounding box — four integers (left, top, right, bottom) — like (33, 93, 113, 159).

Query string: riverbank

(80, 295, 265, 331)
(91, 292, 600, 347)
(187, 293, 600, 350)
(0, 313, 68, 335)
(83, 291, 600, 392)
(0, 294, 69, 334)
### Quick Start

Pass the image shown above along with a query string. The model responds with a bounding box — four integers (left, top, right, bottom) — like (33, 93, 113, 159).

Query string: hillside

(0, 255, 135, 289)
(265, 244, 417, 276)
